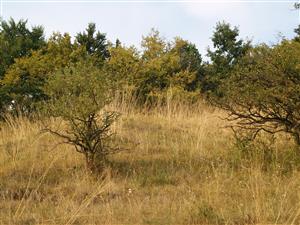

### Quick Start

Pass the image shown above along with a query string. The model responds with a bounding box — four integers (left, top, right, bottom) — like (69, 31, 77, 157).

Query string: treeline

(0, 18, 252, 113)
(1, 18, 300, 148)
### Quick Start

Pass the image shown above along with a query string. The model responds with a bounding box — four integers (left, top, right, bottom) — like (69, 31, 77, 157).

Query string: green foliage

(0, 18, 45, 79)
(171, 38, 203, 90)
(75, 23, 110, 62)
(0, 33, 86, 115)
(0, 23, 111, 117)
(204, 22, 251, 93)
(136, 30, 202, 103)
(172, 38, 202, 89)
(136, 29, 170, 102)
(0, 19, 214, 115)
(105, 44, 140, 86)
(43, 61, 111, 119)
(214, 40, 300, 147)
(294, 24, 300, 42)
(42, 62, 119, 172)
(141, 28, 166, 61)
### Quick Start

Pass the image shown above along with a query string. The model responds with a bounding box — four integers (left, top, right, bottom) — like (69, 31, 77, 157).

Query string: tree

(0, 18, 45, 79)
(294, 4, 300, 41)
(136, 31, 202, 103)
(294, 25, 300, 42)
(0, 33, 86, 115)
(135, 29, 169, 102)
(204, 22, 251, 93)
(141, 28, 166, 61)
(213, 40, 300, 148)
(115, 38, 121, 48)
(105, 44, 140, 87)
(75, 23, 110, 62)
(42, 62, 119, 173)
(171, 38, 203, 91)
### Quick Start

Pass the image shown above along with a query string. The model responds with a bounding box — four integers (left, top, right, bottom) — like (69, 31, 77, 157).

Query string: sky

(0, 0, 299, 56)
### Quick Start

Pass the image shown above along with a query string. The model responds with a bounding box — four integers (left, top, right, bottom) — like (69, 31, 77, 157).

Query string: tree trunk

(85, 153, 96, 173)
(85, 153, 107, 174)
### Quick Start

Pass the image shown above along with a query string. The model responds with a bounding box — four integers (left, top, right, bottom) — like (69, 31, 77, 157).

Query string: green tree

(0, 33, 86, 115)
(42, 62, 119, 172)
(171, 38, 203, 91)
(136, 31, 202, 103)
(294, 25, 300, 42)
(213, 40, 300, 148)
(141, 28, 166, 61)
(75, 23, 110, 62)
(204, 22, 250, 93)
(105, 44, 140, 87)
(0, 18, 45, 79)
(135, 29, 169, 102)
(115, 38, 121, 48)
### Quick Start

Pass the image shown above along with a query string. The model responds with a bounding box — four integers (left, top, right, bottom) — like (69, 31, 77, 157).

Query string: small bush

(41, 61, 120, 173)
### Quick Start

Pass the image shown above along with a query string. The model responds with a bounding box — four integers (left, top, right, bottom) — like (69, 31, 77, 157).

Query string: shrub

(213, 41, 300, 149)
(41, 61, 119, 173)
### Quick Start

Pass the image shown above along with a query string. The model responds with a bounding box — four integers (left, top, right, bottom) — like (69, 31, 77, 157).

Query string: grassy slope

(1, 103, 300, 225)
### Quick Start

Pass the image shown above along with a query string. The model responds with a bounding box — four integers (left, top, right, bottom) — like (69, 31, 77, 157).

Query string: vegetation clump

(42, 62, 119, 173)
(213, 40, 300, 147)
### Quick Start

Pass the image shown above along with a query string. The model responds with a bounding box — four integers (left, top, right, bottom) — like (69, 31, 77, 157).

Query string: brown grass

(0, 100, 300, 225)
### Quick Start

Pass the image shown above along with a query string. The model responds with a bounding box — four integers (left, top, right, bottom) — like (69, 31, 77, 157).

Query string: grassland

(1, 101, 300, 225)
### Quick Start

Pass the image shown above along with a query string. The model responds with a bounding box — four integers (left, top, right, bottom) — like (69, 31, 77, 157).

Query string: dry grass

(1, 101, 300, 225)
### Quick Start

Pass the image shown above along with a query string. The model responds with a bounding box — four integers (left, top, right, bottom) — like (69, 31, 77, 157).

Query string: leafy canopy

(204, 22, 250, 93)
(136, 30, 203, 103)
(214, 40, 300, 146)
(42, 61, 119, 172)
(0, 18, 45, 79)
(75, 23, 110, 62)
(0, 33, 86, 114)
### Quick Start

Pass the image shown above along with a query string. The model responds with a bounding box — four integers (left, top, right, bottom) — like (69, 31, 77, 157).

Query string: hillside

(1, 102, 300, 225)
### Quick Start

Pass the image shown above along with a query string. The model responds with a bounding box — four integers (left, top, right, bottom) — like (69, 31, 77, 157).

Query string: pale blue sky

(1, 0, 298, 56)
